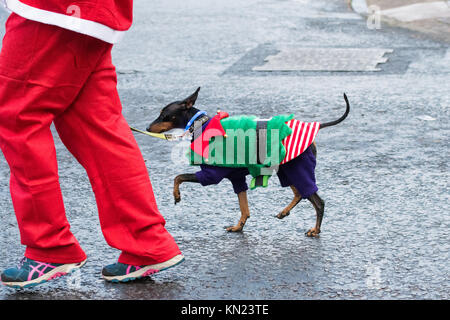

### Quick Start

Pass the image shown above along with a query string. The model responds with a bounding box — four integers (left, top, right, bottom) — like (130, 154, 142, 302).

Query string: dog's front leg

(174, 174, 199, 204)
(276, 185, 302, 219)
(226, 191, 250, 232)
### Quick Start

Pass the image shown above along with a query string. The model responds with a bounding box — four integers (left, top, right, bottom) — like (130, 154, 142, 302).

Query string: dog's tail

(320, 93, 350, 129)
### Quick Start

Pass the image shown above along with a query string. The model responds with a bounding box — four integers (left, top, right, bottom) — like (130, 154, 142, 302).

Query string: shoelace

(17, 257, 28, 269)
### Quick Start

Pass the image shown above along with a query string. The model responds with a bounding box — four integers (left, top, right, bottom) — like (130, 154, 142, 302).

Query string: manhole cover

(253, 48, 394, 72)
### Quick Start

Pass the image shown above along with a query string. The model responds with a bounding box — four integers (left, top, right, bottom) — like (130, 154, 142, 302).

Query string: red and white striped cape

(280, 120, 320, 165)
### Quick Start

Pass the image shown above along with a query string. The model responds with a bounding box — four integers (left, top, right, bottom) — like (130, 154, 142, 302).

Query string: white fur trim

(5, 0, 126, 43)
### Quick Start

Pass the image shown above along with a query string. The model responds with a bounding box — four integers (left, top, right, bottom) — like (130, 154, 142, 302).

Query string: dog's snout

(147, 121, 173, 133)
(147, 119, 159, 133)
(147, 124, 158, 133)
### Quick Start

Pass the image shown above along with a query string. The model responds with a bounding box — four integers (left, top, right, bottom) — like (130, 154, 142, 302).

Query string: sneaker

(102, 254, 185, 283)
(1, 257, 87, 289)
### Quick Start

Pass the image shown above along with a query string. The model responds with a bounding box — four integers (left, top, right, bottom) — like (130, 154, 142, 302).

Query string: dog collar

(184, 110, 208, 132)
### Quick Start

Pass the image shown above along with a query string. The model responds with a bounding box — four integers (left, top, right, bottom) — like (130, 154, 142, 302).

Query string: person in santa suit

(0, 0, 184, 288)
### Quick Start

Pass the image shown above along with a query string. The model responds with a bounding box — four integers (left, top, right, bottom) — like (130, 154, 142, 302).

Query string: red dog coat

(191, 112, 320, 166)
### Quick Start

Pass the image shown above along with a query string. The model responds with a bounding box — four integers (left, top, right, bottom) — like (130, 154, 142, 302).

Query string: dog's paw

(225, 224, 244, 232)
(305, 228, 320, 238)
(276, 211, 290, 219)
(173, 192, 181, 205)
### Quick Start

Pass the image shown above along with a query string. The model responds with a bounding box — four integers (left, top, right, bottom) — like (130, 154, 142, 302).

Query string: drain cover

(253, 48, 394, 72)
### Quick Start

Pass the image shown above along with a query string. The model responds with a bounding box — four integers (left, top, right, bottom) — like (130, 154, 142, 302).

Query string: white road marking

(380, 1, 450, 22)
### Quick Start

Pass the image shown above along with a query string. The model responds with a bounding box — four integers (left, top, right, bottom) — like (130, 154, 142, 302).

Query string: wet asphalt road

(0, 0, 449, 300)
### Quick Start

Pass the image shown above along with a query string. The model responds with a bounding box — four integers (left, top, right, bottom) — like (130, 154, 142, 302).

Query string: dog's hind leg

(226, 191, 250, 232)
(305, 192, 325, 237)
(174, 174, 199, 204)
(276, 186, 302, 219)
(311, 142, 317, 158)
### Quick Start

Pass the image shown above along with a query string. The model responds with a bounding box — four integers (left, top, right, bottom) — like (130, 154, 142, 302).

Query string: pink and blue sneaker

(1, 257, 87, 289)
(102, 254, 185, 283)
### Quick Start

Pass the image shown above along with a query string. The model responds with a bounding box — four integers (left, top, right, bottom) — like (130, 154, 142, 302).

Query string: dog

(147, 88, 350, 236)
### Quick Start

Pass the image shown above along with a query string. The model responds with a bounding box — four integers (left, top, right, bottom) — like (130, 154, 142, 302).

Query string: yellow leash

(130, 127, 183, 141)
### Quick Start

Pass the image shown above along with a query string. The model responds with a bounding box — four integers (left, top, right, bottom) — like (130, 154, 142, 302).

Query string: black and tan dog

(147, 88, 350, 236)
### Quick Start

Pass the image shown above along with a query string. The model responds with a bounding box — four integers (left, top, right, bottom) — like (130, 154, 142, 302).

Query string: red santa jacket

(2, 0, 133, 43)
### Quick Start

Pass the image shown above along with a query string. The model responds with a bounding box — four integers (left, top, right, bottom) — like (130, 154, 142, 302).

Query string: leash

(130, 127, 184, 141)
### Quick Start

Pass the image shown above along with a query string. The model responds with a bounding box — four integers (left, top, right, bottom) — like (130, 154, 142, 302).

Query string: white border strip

(381, 2, 450, 22)
(5, 0, 126, 44)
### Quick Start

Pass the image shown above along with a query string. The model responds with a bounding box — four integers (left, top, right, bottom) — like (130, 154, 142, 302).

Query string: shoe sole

(102, 254, 185, 283)
(1, 260, 87, 289)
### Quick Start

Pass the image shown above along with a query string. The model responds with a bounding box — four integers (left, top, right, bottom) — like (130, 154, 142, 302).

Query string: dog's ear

(181, 87, 201, 109)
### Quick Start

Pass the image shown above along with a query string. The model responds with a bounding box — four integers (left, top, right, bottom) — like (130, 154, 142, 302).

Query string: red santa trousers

(0, 14, 181, 265)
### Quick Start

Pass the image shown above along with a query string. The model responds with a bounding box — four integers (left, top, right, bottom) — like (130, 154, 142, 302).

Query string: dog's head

(147, 87, 201, 133)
